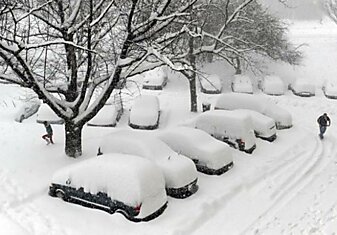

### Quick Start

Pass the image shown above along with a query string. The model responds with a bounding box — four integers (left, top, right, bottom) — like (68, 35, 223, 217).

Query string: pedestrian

(317, 113, 331, 139)
(42, 121, 54, 145)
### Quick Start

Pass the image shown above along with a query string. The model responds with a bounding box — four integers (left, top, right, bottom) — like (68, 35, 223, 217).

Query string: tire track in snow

(172, 134, 320, 235)
(0, 168, 68, 235)
(243, 131, 337, 234)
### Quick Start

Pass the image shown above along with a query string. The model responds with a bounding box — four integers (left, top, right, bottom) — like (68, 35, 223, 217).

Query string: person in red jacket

(317, 113, 331, 139)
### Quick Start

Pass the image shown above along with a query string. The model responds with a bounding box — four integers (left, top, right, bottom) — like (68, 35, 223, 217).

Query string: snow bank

(129, 95, 160, 129)
(51, 153, 167, 218)
(195, 110, 256, 152)
(98, 130, 198, 189)
(158, 126, 233, 171)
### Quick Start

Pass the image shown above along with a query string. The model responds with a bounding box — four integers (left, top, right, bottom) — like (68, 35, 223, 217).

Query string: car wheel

(55, 189, 66, 200)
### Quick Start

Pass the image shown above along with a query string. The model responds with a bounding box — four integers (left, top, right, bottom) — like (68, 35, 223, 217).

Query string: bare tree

(0, 0, 196, 157)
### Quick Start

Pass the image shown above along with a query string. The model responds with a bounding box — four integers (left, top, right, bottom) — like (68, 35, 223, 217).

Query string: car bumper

(166, 178, 198, 199)
(195, 161, 234, 175)
(258, 134, 277, 142)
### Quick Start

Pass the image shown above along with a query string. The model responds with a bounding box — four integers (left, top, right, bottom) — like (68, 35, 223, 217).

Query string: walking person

(42, 121, 54, 145)
(317, 113, 331, 139)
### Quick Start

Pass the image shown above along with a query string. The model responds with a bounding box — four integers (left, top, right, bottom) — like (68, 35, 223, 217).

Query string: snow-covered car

(289, 79, 315, 97)
(234, 109, 277, 141)
(195, 110, 257, 154)
(259, 75, 285, 95)
(199, 74, 222, 94)
(98, 130, 199, 198)
(231, 74, 253, 94)
(142, 67, 168, 90)
(322, 80, 337, 99)
(49, 153, 168, 222)
(214, 93, 292, 129)
(87, 104, 123, 127)
(158, 127, 233, 175)
(36, 103, 64, 124)
(14, 100, 41, 123)
(129, 95, 160, 130)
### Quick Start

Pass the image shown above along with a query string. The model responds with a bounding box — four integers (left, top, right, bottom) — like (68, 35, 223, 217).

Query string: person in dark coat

(42, 121, 54, 144)
(317, 113, 331, 139)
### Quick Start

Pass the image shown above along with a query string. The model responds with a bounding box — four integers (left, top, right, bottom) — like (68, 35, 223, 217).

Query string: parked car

(49, 154, 168, 222)
(15, 100, 41, 123)
(234, 109, 277, 141)
(87, 104, 123, 127)
(129, 95, 160, 130)
(231, 74, 253, 94)
(322, 80, 337, 99)
(289, 79, 315, 97)
(98, 130, 199, 198)
(199, 74, 222, 94)
(214, 93, 292, 129)
(142, 67, 168, 90)
(36, 103, 64, 124)
(158, 127, 233, 175)
(259, 75, 285, 95)
(195, 110, 257, 154)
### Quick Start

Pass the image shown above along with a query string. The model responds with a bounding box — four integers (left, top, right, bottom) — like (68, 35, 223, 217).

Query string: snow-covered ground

(2, 19, 337, 234)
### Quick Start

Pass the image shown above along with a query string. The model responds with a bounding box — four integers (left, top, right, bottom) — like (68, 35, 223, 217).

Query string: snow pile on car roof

(143, 67, 167, 86)
(99, 130, 197, 189)
(200, 74, 222, 93)
(262, 75, 285, 95)
(129, 95, 160, 127)
(36, 103, 64, 124)
(88, 104, 120, 127)
(158, 127, 233, 170)
(52, 154, 166, 205)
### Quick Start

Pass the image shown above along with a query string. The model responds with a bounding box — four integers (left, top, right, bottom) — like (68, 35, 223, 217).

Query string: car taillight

(134, 203, 142, 214)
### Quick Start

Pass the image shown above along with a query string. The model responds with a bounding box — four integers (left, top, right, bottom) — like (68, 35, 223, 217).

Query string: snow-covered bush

(260, 75, 285, 95)
(231, 74, 253, 94)
(214, 93, 292, 129)
(199, 74, 222, 94)
(98, 130, 198, 198)
(50, 153, 167, 221)
(129, 95, 160, 130)
(195, 110, 256, 153)
(158, 126, 233, 175)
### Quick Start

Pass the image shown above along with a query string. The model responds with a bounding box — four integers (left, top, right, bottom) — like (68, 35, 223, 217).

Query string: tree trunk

(64, 121, 83, 158)
(188, 34, 198, 113)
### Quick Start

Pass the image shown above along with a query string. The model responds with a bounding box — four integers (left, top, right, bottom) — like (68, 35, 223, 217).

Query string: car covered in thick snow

(199, 74, 222, 94)
(158, 127, 233, 175)
(87, 104, 123, 127)
(234, 109, 277, 141)
(259, 75, 285, 96)
(49, 154, 168, 222)
(129, 95, 160, 130)
(195, 110, 257, 154)
(15, 100, 41, 123)
(231, 74, 253, 94)
(97, 130, 199, 198)
(142, 67, 168, 90)
(214, 93, 292, 129)
(322, 80, 337, 99)
(289, 79, 315, 97)
(36, 103, 64, 124)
